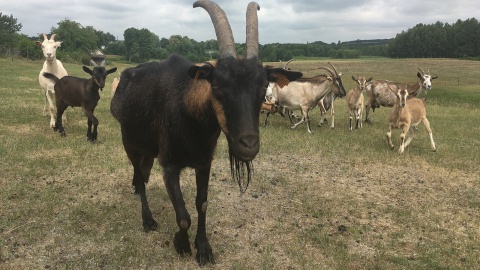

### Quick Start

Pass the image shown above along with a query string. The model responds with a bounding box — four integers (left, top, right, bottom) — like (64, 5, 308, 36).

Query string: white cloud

(2, 0, 478, 44)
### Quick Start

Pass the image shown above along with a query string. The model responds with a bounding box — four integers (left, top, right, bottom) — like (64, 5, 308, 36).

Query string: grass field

(1, 56, 479, 269)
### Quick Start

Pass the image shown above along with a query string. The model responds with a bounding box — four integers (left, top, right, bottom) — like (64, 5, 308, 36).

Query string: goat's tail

(42, 72, 60, 83)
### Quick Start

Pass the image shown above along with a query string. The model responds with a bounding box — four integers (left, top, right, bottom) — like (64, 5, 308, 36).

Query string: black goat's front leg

(194, 166, 214, 265)
(84, 108, 98, 142)
(164, 166, 192, 256)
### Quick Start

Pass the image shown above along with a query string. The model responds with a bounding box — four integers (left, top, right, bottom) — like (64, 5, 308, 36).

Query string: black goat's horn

(194, 0, 236, 58)
(246, 2, 260, 59)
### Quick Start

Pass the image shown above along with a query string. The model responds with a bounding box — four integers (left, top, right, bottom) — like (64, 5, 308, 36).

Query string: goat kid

(347, 76, 372, 130)
(35, 33, 68, 128)
(386, 85, 436, 153)
(43, 63, 117, 141)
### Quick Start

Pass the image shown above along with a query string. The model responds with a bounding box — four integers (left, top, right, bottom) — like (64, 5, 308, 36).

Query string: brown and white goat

(386, 85, 436, 154)
(365, 68, 438, 123)
(43, 63, 117, 141)
(262, 59, 295, 126)
(35, 33, 68, 128)
(270, 63, 346, 133)
(347, 76, 372, 130)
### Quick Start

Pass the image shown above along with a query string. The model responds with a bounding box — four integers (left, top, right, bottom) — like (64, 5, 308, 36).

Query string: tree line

(387, 18, 480, 58)
(1, 11, 479, 64)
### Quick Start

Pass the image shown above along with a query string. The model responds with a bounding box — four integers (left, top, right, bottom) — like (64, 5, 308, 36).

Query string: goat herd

(32, 0, 437, 266)
(261, 61, 438, 154)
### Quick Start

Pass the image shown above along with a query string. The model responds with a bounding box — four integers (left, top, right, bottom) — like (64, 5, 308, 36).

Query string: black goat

(110, 0, 302, 266)
(43, 64, 117, 141)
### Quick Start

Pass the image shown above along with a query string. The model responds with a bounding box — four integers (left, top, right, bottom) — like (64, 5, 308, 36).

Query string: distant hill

(340, 39, 391, 46)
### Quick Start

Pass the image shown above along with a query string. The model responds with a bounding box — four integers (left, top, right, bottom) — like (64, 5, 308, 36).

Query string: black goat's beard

(229, 147, 253, 193)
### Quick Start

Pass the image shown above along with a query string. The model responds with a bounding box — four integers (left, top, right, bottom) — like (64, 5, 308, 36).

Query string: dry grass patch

(1, 57, 480, 269)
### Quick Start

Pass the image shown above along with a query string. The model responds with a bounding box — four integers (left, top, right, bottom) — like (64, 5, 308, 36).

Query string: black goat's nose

(239, 134, 259, 150)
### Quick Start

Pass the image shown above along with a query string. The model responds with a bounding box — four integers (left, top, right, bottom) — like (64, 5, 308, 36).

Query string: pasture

(1, 57, 479, 269)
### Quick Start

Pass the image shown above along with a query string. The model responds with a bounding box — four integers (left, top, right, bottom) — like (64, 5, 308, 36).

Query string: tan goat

(386, 85, 436, 153)
(347, 76, 371, 130)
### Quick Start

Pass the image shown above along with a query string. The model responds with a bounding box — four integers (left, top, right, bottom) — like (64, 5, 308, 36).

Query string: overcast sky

(2, 0, 479, 44)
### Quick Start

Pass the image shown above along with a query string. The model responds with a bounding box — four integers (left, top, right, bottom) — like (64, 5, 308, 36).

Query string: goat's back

(406, 97, 427, 124)
(366, 80, 398, 108)
(111, 55, 191, 122)
(110, 54, 220, 165)
(273, 78, 330, 109)
(54, 76, 92, 107)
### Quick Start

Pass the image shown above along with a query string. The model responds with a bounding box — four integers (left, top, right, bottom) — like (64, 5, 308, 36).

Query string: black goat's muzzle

(231, 133, 260, 162)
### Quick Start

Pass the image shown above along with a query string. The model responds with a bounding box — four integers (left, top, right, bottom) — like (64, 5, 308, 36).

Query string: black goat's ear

(107, 67, 118, 75)
(266, 67, 302, 88)
(188, 64, 214, 81)
(83, 66, 93, 75)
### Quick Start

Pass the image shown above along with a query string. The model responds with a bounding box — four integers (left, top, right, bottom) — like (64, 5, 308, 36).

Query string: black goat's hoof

(174, 232, 192, 256)
(142, 218, 158, 232)
(60, 132, 66, 137)
(195, 240, 215, 265)
(196, 252, 215, 266)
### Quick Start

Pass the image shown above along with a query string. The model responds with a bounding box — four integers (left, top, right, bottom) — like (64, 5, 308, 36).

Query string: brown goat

(347, 76, 372, 130)
(386, 85, 436, 153)
(43, 64, 117, 141)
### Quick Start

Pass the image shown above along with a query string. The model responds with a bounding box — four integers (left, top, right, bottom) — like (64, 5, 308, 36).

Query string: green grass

(1, 57, 479, 269)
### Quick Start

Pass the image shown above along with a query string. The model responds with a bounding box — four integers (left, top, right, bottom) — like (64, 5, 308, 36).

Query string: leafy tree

(104, 40, 125, 55)
(0, 12, 22, 55)
(123, 27, 160, 62)
(50, 19, 98, 53)
(17, 35, 42, 60)
(95, 30, 116, 48)
(388, 18, 480, 58)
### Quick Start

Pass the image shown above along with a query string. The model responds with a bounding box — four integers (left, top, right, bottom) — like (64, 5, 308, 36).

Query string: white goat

(365, 68, 438, 123)
(270, 63, 346, 133)
(35, 33, 68, 128)
(347, 76, 372, 130)
(386, 85, 436, 154)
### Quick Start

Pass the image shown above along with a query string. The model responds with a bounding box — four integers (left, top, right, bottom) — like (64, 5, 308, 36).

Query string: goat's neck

(44, 58, 59, 72)
(87, 78, 101, 93)
(184, 80, 215, 121)
(408, 81, 422, 91)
